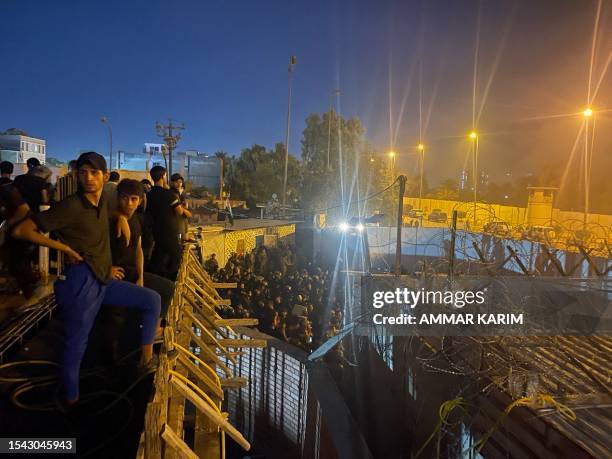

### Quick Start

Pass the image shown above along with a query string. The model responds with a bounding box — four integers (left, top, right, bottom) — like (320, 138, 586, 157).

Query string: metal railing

(137, 245, 266, 459)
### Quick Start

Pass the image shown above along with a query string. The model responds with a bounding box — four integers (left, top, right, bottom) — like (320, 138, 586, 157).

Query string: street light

(282, 55, 297, 208)
(388, 151, 396, 183)
(469, 131, 479, 225)
(100, 117, 113, 170)
(582, 107, 593, 230)
(417, 144, 425, 208)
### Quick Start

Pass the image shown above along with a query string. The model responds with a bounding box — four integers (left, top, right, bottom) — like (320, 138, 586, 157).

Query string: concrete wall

(200, 223, 296, 267)
(404, 196, 612, 237)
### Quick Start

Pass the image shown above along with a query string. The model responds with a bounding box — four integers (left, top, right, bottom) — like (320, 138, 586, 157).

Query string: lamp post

(469, 131, 479, 225)
(417, 143, 425, 209)
(388, 150, 396, 185)
(282, 55, 297, 208)
(582, 107, 593, 231)
(100, 117, 113, 170)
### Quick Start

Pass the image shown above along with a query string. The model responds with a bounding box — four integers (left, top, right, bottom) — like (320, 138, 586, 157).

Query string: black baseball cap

(76, 152, 107, 173)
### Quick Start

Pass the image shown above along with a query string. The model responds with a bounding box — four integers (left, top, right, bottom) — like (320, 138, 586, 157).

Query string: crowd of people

(1, 151, 345, 406)
(205, 244, 344, 352)
(1, 153, 195, 407)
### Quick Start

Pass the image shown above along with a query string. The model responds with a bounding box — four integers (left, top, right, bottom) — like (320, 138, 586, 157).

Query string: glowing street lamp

(417, 144, 425, 207)
(582, 108, 594, 230)
(388, 150, 397, 183)
(469, 131, 479, 224)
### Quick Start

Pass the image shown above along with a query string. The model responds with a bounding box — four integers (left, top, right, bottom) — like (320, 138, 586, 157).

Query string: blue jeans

(54, 263, 161, 400)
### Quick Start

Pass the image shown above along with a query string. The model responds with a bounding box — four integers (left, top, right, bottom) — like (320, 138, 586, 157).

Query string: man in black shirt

(0, 161, 13, 186)
(13, 165, 52, 213)
(109, 179, 174, 323)
(13, 152, 161, 405)
(146, 166, 186, 280)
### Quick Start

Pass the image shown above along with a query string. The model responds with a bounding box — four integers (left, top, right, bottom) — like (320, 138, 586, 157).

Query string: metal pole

(219, 156, 224, 200)
(418, 148, 424, 209)
(108, 124, 113, 171)
(472, 138, 478, 225)
(168, 122, 174, 177)
(395, 175, 407, 275)
(584, 118, 589, 230)
(282, 56, 296, 208)
(449, 210, 458, 280)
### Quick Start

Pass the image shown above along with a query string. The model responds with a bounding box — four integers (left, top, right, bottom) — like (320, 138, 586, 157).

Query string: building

(0, 128, 46, 164)
(177, 150, 222, 195)
(141, 145, 223, 195)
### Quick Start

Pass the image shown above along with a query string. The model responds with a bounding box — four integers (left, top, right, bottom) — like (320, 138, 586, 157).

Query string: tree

(45, 157, 64, 167)
(224, 144, 301, 206)
(434, 179, 459, 200)
(299, 111, 368, 214)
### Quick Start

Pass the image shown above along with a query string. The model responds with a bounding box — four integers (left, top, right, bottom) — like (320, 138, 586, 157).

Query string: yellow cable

(474, 393, 576, 453)
(169, 370, 220, 413)
(415, 397, 467, 458)
(173, 343, 222, 388)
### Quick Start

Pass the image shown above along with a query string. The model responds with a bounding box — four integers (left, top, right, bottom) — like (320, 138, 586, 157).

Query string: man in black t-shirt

(0, 161, 14, 186)
(13, 165, 52, 213)
(12, 152, 161, 405)
(109, 179, 174, 321)
(146, 166, 187, 280)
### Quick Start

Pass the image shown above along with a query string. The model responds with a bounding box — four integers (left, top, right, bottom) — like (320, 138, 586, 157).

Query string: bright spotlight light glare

(338, 222, 349, 232)
(583, 107, 593, 118)
(469, 131, 478, 139)
(417, 144, 425, 151)
(356, 223, 365, 232)
(388, 151, 396, 157)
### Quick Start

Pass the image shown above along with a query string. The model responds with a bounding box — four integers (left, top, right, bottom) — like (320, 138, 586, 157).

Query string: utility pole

(395, 175, 407, 275)
(155, 119, 185, 177)
(100, 117, 113, 170)
(282, 55, 297, 208)
(327, 89, 340, 171)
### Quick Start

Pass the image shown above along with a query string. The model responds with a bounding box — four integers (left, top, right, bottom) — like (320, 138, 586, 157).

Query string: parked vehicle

(428, 209, 448, 223)
(407, 209, 424, 218)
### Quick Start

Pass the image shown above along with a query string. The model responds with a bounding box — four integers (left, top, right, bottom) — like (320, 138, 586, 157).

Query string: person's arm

(41, 188, 50, 206)
(12, 218, 83, 262)
(110, 210, 131, 246)
(136, 235, 144, 287)
(6, 203, 30, 226)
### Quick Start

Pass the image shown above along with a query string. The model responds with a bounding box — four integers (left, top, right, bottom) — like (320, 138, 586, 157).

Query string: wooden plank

(219, 338, 267, 348)
(185, 308, 236, 364)
(161, 424, 199, 459)
(177, 352, 224, 400)
(145, 402, 163, 459)
(164, 295, 191, 459)
(215, 318, 259, 327)
(171, 376, 251, 451)
(212, 282, 237, 289)
(220, 377, 249, 389)
(187, 327, 233, 377)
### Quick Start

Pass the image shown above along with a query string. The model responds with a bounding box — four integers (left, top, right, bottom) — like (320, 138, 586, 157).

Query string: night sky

(1, 0, 611, 189)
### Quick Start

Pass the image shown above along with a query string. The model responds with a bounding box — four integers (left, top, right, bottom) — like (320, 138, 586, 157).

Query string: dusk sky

(2, 0, 611, 189)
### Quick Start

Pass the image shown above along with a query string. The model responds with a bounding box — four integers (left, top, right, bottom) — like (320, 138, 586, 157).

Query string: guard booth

(526, 186, 558, 227)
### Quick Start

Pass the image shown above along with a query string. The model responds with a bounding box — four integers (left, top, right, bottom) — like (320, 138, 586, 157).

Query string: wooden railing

(137, 245, 265, 459)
